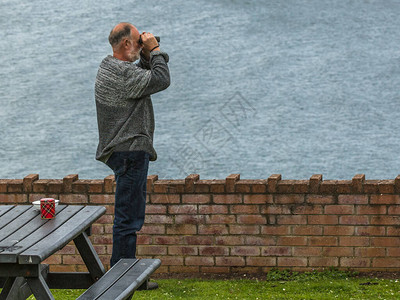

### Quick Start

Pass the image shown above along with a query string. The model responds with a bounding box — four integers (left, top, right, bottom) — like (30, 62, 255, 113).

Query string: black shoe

(138, 279, 159, 290)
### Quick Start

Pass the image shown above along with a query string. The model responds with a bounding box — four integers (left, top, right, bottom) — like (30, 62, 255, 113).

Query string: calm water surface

(1, 0, 400, 180)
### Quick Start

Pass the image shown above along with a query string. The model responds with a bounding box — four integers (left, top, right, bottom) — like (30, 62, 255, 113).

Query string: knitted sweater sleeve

(125, 51, 170, 99)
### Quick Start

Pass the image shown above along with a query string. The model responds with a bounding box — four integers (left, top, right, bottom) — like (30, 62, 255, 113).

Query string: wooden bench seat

(77, 258, 161, 300)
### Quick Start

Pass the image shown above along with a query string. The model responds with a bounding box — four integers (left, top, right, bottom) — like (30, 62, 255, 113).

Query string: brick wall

(1, 173, 400, 274)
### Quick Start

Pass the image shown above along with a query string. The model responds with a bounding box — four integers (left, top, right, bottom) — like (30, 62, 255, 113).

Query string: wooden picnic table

(0, 204, 106, 300)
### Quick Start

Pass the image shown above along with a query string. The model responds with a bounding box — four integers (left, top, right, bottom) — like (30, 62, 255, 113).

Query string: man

(95, 22, 170, 274)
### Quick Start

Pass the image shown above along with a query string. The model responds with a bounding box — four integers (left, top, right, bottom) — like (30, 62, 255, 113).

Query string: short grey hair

(108, 24, 132, 47)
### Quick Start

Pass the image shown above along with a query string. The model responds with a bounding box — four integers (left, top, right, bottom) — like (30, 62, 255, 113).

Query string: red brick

(63, 255, 85, 265)
(215, 236, 245, 245)
(138, 246, 167, 255)
(186, 256, 214, 266)
(59, 194, 88, 204)
(387, 248, 400, 257)
(309, 257, 338, 267)
(378, 180, 395, 194)
(209, 180, 225, 193)
(309, 237, 337, 246)
(322, 247, 353, 257)
(262, 246, 291, 256)
(267, 174, 281, 193)
(140, 225, 165, 234)
(373, 258, 400, 268)
(145, 215, 173, 224)
(277, 236, 307, 246)
(146, 204, 167, 214)
(237, 215, 266, 224)
(7, 180, 23, 193)
(169, 246, 198, 255)
(310, 174, 322, 193)
(250, 180, 268, 193)
(293, 247, 322, 256)
(261, 205, 291, 214)
(325, 205, 354, 214)
(168, 204, 198, 214)
(235, 181, 252, 193)
(371, 194, 400, 204)
(261, 225, 290, 235)
(324, 226, 354, 236)
(193, 180, 211, 193)
(230, 225, 260, 235)
(371, 237, 400, 247)
(175, 215, 206, 224)
(153, 236, 181, 245)
(158, 256, 184, 266)
(371, 216, 400, 225)
(245, 236, 276, 246)
(355, 248, 385, 257)
(244, 194, 273, 204)
(199, 246, 229, 256)
(216, 257, 245, 267)
(363, 181, 379, 193)
(198, 225, 228, 235)
(199, 205, 228, 214)
(231, 246, 260, 256)
(341, 258, 370, 268)
(184, 236, 213, 245)
(87, 180, 104, 193)
(308, 215, 338, 225)
(356, 226, 385, 236)
(292, 225, 323, 235)
(43, 255, 62, 265)
(182, 194, 210, 204)
(169, 266, 200, 273)
(231, 205, 260, 214)
(319, 180, 337, 194)
(206, 215, 236, 224)
(166, 224, 197, 235)
(276, 215, 307, 225)
(151, 194, 180, 204)
(57, 245, 76, 255)
(293, 180, 309, 193)
(292, 205, 323, 214)
(338, 195, 368, 204)
(276, 180, 295, 193)
(387, 227, 400, 236)
(275, 194, 304, 204)
(339, 237, 369, 247)
(357, 205, 387, 214)
(0, 180, 8, 193)
(0, 194, 27, 203)
(226, 174, 240, 193)
(339, 216, 369, 225)
(246, 257, 276, 267)
(90, 194, 114, 204)
(336, 181, 352, 194)
(200, 266, 230, 273)
(278, 257, 307, 267)
(92, 235, 113, 244)
(95, 214, 113, 224)
(185, 174, 200, 193)
(213, 194, 242, 204)
(387, 206, 400, 214)
(306, 195, 335, 204)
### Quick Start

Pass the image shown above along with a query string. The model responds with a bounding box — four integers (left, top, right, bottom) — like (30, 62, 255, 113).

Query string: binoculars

(138, 36, 160, 45)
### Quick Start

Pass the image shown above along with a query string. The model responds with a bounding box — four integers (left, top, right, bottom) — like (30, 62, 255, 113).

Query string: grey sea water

(1, 0, 400, 180)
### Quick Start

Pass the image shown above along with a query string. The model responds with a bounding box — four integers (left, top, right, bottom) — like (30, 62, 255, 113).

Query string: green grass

(4, 269, 400, 299)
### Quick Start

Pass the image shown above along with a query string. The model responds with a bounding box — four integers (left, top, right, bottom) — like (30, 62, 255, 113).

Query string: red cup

(40, 198, 55, 219)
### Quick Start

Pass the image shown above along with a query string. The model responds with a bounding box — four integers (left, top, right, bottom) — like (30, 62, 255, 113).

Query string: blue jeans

(106, 151, 150, 267)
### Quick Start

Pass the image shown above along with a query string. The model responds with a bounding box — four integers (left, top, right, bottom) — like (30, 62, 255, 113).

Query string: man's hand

(140, 32, 160, 60)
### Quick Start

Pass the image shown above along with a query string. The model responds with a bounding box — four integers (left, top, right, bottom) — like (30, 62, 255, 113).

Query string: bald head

(108, 22, 139, 48)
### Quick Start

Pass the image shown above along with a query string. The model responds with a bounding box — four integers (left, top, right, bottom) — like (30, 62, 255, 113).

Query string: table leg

(0, 277, 32, 300)
(26, 273, 54, 300)
(74, 231, 105, 281)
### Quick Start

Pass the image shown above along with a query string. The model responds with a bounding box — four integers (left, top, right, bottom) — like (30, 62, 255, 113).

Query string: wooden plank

(0, 206, 14, 218)
(76, 259, 138, 300)
(0, 206, 39, 242)
(0, 205, 81, 263)
(0, 206, 31, 230)
(100, 259, 161, 300)
(26, 274, 54, 300)
(18, 206, 106, 264)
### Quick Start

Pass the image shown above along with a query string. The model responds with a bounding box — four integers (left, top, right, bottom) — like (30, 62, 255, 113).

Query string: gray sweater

(95, 51, 170, 163)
